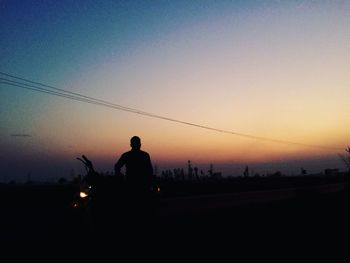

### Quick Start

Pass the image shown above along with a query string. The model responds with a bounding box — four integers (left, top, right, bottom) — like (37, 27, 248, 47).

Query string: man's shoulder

(122, 150, 151, 159)
(122, 150, 133, 156)
(140, 150, 150, 156)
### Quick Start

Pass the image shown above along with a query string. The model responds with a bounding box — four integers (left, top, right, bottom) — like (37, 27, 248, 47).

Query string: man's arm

(114, 154, 126, 176)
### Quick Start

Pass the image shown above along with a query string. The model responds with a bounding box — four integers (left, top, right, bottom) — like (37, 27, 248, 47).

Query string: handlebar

(77, 155, 95, 173)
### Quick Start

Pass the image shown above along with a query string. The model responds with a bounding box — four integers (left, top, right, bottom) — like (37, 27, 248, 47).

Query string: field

(1, 174, 349, 253)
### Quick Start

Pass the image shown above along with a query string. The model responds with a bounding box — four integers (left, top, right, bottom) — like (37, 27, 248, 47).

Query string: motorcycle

(71, 155, 97, 211)
(71, 155, 161, 232)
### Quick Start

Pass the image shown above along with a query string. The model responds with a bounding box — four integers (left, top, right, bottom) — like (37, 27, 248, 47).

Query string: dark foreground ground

(0, 177, 349, 257)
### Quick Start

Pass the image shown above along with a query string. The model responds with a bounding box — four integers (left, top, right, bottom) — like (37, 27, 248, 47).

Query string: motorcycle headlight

(80, 191, 89, 198)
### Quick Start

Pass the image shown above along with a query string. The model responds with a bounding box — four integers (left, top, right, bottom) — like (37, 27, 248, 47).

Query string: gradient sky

(1, 0, 349, 182)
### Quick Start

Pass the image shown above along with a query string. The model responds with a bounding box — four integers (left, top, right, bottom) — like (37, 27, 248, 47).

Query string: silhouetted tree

(338, 146, 350, 172)
(243, 166, 249, 177)
(180, 168, 185, 180)
(188, 160, 193, 180)
(9, 180, 16, 185)
(268, 171, 282, 177)
(194, 167, 199, 180)
(301, 168, 307, 175)
(208, 164, 214, 177)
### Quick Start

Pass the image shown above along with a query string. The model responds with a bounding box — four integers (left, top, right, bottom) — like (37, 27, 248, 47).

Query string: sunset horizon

(1, 1, 349, 182)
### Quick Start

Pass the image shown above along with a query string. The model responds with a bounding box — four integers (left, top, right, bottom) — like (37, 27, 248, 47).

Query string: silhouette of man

(114, 136, 156, 230)
(114, 136, 154, 194)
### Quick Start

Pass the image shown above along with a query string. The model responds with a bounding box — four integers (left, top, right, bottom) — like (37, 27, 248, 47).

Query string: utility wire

(0, 78, 138, 111)
(0, 72, 344, 151)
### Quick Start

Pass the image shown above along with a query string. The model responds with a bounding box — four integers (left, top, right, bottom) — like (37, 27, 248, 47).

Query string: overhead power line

(0, 71, 344, 151)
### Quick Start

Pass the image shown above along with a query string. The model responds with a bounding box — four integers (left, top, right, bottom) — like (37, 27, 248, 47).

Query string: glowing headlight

(80, 191, 89, 198)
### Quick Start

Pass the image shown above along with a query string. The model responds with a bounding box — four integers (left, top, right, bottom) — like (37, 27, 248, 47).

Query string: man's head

(130, 136, 141, 150)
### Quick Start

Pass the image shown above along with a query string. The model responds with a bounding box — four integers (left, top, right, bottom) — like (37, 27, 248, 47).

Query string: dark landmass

(1, 173, 349, 253)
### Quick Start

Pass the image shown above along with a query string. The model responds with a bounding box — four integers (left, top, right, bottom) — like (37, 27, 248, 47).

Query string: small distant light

(80, 191, 88, 198)
(88, 186, 92, 189)
(157, 187, 161, 192)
